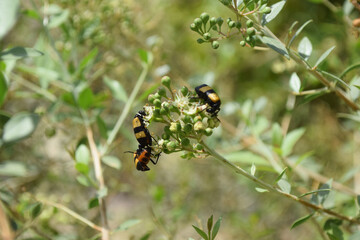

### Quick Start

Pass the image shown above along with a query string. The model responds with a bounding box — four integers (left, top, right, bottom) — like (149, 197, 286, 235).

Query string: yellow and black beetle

(132, 110, 153, 148)
(132, 146, 160, 171)
(195, 84, 221, 117)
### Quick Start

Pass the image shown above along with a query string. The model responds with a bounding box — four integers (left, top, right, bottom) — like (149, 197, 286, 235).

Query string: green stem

(201, 141, 360, 225)
(102, 64, 150, 155)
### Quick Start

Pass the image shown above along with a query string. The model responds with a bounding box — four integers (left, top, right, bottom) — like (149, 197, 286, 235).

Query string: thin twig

(86, 126, 110, 240)
(202, 141, 360, 225)
(0, 201, 14, 240)
(37, 198, 104, 232)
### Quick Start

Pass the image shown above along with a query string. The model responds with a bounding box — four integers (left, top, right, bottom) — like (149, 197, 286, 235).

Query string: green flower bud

(190, 23, 198, 32)
(183, 115, 192, 123)
(194, 116, 202, 122)
(160, 108, 168, 115)
(204, 128, 213, 136)
(180, 86, 189, 96)
(154, 92, 161, 100)
(261, 0, 268, 4)
(228, 20, 236, 28)
(181, 138, 190, 146)
(164, 126, 171, 135)
(163, 149, 171, 154)
(153, 108, 161, 117)
(236, 21, 242, 29)
(200, 12, 210, 24)
(161, 76, 171, 88)
(247, 27, 255, 36)
(148, 94, 155, 103)
(210, 17, 217, 27)
(211, 41, 219, 49)
(203, 32, 211, 40)
(219, 0, 232, 6)
(194, 18, 203, 28)
(197, 38, 205, 44)
(240, 40, 246, 47)
(158, 87, 167, 97)
(183, 123, 193, 133)
(262, 7, 271, 14)
(166, 141, 177, 151)
(195, 143, 204, 150)
(212, 25, 218, 31)
(154, 99, 162, 108)
(246, 20, 253, 28)
(226, 18, 232, 24)
(194, 121, 205, 131)
(176, 122, 182, 131)
(169, 104, 180, 114)
(162, 132, 170, 140)
(245, 36, 251, 42)
(217, 17, 224, 27)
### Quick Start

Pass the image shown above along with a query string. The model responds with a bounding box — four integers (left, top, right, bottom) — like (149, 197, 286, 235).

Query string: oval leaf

(288, 20, 313, 48)
(192, 225, 209, 240)
(0, 47, 44, 60)
(259, 36, 290, 59)
(0, 0, 19, 40)
(255, 187, 269, 193)
(290, 72, 301, 93)
(102, 155, 122, 170)
(281, 128, 306, 157)
(298, 37, 312, 61)
(75, 144, 91, 165)
(2, 112, 40, 143)
(261, 1, 286, 26)
(104, 76, 128, 102)
(277, 179, 291, 194)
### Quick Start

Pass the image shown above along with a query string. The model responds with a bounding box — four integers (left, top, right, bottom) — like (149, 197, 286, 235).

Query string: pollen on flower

(143, 106, 155, 123)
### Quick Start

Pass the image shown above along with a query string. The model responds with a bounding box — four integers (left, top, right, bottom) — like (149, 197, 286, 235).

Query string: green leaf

(75, 163, 90, 174)
(281, 128, 306, 157)
(76, 175, 90, 186)
(259, 36, 290, 59)
(318, 70, 350, 89)
(275, 167, 288, 183)
(192, 225, 209, 240)
(261, 1, 286, 26)
(298, 37, 312, 61)
(272, 123, 283, 146)
(88, 198, 99, 209)
(0, 161, 28, 177)
(290, 212, 314, 229)
(250, 163, 256, 176)
(0, 71, 8, 106)
(2, 112, 40, 143)
(97, 187, 108, 199)
(212, 217, 222, 240)
(349, 231, 360, 240)
(207, 215, 213, 233)
(255, 188, 269, 193)
(47, 8, 70, 29)
(140, 233, 151, 240)
(77, 87, 94, 109)
(0, 0, 20, 40)
(96, 115, 108, 139)
(115, 219, 141, 231)
(288, 20, 313, 48)
(277, 179, 291, 194)
(103, 76, 128, 102)
(318, 180, 332, 205)
(76, 48, 98, 76)
(75, 144, 91, 165)
(314, 46, 336, 68)
(289, 72, 301, 93)
(299, 189, 332, 198)
(323, 218, 342, 231)
(0, 47, 44, 60)
(30, 202, 42, 219)
(339, 62, 360, 78)
(357, 195, 360, 207)
(138, 49, 153, 65)
(102, 155, 122, 170)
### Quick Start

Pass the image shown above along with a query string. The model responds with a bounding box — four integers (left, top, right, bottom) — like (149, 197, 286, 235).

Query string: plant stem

(37, 198, 104, 232)
(86, 126, 110, 240)
(201, 141, 360, 225)
(102, 64, 149, 155)
(0, 201, 14, 240)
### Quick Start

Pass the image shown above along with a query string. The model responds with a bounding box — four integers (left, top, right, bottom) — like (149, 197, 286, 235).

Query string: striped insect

(195, 84, 221, 117)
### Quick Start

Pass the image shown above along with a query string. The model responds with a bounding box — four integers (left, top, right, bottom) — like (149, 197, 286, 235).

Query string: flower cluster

(143, 76, 220, 159)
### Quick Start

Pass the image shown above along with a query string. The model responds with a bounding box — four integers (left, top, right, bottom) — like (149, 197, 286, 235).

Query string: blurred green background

(1, 0, 360, 239)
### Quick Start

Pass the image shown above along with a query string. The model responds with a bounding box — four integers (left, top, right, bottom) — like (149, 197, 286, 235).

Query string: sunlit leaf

(2, 112, 40, 143)
(272, 123, 283, 146)
(261, 1, 286, 26)
(278, 179, 291, 194)
(291, 213, 314, 229)
(75, 144, 90, 174)
(298, 37, 312, 61)
(259, 36, 290, 59)
(104, 76, 128, 102)
(275, 167, 288, 183)
(0, 0, 20, 40)
(251, 163, 256, 176)
(115, 219, 141, 231)
(319, 70, 350, 89)
(281, 128, 306, 157)
(0, 161, 28, 177)
(212, 217, 222, 240)
(102, 155, 122, 170)
(255, 187, 269, 193)
(289, 72, 301, 93)
(0, 47, 44, 60)
(225, 151, 269, 166)
(314, 46, 336, 68)
(77, 87, 94, 109)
